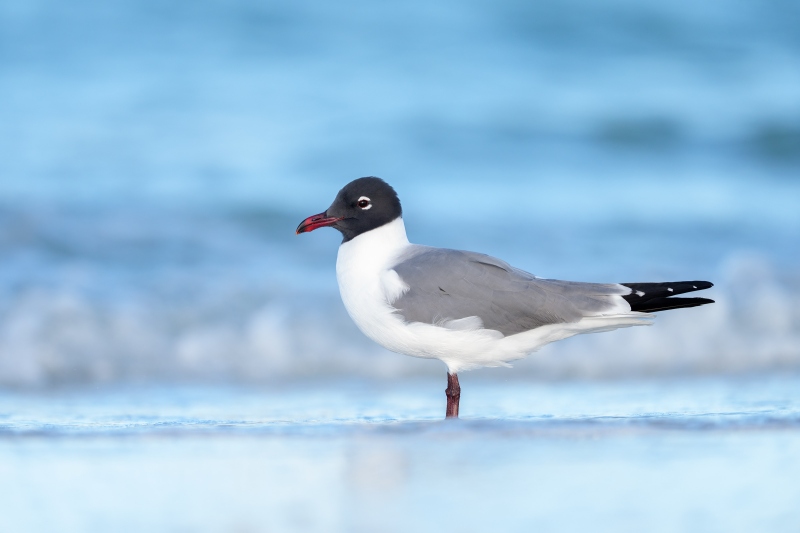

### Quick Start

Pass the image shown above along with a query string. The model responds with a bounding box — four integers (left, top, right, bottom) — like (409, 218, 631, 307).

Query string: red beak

(296, 212, 344, 234)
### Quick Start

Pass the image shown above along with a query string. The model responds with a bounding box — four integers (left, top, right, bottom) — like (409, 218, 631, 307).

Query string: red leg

(445, 372, 461, 418)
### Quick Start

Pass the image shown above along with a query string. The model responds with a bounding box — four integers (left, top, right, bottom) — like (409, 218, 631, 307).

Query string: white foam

(0, 254, 797, 387)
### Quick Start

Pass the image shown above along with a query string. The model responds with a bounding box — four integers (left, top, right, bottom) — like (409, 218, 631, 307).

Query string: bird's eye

(357, 196, 372, 210)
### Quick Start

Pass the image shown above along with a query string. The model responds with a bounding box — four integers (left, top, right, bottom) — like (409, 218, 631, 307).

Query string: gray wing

(390, 246, 630, 336)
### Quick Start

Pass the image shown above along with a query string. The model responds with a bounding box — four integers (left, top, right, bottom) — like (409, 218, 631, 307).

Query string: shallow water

(2, 376, 799, 532)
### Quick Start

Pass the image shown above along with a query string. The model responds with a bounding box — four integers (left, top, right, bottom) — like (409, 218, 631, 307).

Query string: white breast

(335, 217, 416, 355)
(335, 217, 516, 370)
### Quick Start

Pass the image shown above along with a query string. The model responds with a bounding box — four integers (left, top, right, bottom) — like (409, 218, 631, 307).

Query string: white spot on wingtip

(667, 288, 673, 292)
(693, 285, 697, 289)
(635, 290, 645, 297)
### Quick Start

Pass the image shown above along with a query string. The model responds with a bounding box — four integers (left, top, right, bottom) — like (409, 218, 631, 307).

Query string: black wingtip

(621, 281, 715, 313)
(633, 296, 715, 313)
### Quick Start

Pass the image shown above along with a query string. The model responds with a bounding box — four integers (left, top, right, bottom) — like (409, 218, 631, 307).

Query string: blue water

(1, 0, 799, 385)
(1, 1, 800, 530)
(1, 0, 799, 386)
(2, 376, 800, 532)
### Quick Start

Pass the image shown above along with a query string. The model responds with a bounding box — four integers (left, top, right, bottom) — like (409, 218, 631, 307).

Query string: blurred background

(1, 1, 800, 531)
(1, 0, 798, 387)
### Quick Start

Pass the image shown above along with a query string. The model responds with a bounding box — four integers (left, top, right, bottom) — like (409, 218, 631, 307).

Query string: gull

(297, 177, 714, 418)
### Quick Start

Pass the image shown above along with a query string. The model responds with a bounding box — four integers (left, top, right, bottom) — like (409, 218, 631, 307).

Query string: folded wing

(390, 247, 632, 336)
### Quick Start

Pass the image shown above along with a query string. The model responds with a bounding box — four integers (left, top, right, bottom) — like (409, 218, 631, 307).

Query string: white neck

(336, 217, 410, 284)
(340, 216, 409, 256)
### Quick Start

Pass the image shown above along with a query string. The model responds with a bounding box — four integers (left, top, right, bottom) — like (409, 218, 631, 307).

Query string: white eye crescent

(357, 196, 372, 210)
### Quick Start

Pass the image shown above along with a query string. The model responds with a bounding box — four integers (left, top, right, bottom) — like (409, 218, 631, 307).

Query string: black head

(296, 177, 403, 242)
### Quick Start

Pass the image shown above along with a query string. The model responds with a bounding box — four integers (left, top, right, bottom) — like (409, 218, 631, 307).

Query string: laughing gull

(297, 177, 714, 418)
